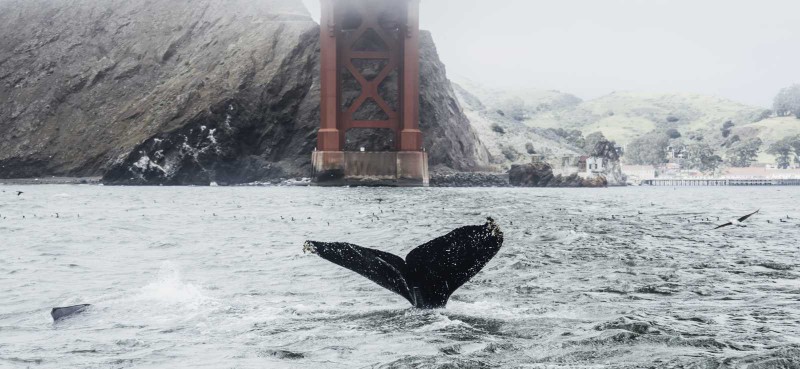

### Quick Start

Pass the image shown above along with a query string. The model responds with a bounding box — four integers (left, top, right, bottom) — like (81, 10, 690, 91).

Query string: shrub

(721, 121, 735, 138)
(525, 142, 536, 155)
(491, 123, 505, 135)
(665, 128, 682, 139)
(501, 145, 520, 161)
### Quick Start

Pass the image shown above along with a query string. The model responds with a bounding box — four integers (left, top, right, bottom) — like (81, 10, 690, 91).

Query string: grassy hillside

(732, 117, 800, 163)
(524, 92, 768, 146)
(456, 79, 800, 166)
(451, 80, 585, 170)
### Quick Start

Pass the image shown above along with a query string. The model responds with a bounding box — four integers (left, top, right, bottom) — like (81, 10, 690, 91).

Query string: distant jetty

(642, 178, 800, 186)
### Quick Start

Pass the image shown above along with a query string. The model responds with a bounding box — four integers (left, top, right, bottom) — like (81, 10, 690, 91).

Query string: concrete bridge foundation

(312, 151, 429, 187)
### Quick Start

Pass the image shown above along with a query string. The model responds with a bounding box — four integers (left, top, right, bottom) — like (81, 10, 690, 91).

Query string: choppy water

(1, 185, 799, 368)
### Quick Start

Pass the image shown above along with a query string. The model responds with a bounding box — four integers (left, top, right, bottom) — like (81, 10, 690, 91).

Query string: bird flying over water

(16, 191, 23, 196)
(714, 210, 759, 229)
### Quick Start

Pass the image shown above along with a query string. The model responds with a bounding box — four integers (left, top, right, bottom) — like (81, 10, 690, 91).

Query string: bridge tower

(311, 0, 429, 186)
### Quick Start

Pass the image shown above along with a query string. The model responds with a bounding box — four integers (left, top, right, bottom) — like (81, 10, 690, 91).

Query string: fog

(302, 0, 800, 107)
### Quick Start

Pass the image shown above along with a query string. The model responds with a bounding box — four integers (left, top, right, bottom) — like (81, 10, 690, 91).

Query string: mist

(302, 0, 800, 107)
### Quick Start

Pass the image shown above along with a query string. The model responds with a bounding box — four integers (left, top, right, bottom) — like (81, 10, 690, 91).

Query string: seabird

(16, 191, 23, 196)
(714, 210, 759, 230)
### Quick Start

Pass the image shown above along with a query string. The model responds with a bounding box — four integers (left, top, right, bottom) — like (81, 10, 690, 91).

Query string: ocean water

(1, 185, 799, 368)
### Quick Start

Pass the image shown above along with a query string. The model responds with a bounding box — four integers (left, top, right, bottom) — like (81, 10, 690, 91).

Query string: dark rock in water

(51, 304, 91, 322)
(304, 218, 503, 309)
(508, 163, 607, 188)
(508, 163, 555, 187)
(0, 0, 489, 184)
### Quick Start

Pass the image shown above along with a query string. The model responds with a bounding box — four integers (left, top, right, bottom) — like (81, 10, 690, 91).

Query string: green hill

(523, 92, 769, 146)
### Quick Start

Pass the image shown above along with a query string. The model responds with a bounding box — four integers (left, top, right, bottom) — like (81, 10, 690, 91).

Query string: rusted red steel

(318, 0, 340, 151)
(317, 0, 422, 152)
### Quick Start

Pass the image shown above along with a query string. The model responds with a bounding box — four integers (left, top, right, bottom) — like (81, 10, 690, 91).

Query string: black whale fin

(304, 241, 414, 304)
(305, 218, 503, 308)
(405, 219, 504, 308)
(51, 304, 91, 322)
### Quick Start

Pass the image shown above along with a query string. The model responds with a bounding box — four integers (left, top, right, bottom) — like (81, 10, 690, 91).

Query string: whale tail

(305, 218, 504, 308)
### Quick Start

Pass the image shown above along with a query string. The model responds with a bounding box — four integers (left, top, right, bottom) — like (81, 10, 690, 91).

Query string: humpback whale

(51, 304, 91, 322)
(304, 218, 503, 309)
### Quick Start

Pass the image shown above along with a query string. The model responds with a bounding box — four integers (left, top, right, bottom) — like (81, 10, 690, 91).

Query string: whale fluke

(51, 304, 91, 322)
(304, 218, 503, 309)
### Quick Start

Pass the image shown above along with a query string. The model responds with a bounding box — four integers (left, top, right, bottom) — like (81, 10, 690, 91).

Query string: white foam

(137, 262, 214, 309)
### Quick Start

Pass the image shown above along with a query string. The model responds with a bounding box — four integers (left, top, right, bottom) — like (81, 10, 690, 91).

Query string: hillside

(520, 92, 769, 146)
(458, 81, 800, 165)
(451, 79, 586, 170)
(731, 116, 800, 163)
(0, 0, 489, 184)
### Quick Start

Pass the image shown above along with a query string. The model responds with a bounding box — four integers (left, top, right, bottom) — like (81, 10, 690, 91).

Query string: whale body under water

(51, 304, 91, 322)
(304, 218, 504, 309)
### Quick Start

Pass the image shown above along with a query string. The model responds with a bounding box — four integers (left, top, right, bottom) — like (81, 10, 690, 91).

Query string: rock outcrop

(0, 0, 489, 185)
(418, 33, 490, 171)
(508, 163, 607, 188)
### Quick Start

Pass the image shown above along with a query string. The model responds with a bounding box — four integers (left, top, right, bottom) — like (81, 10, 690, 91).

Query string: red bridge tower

(312, 0, 429, 186)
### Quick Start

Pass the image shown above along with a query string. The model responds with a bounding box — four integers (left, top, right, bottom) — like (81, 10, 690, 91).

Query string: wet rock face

(0, 0, 319, 181)
(0, 0, 489, 184)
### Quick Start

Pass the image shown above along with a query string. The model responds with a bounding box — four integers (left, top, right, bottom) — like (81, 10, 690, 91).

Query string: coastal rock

(508, 163, 607, 188)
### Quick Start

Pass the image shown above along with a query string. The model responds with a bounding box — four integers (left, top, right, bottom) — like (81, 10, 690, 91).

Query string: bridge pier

(312, 0, 429, 187)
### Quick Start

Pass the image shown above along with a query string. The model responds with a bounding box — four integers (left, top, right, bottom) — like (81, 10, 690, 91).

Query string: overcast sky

(301, 0, 800, 107)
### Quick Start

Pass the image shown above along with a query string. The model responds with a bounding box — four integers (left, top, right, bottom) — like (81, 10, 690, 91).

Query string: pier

(642, 178, 800, 186)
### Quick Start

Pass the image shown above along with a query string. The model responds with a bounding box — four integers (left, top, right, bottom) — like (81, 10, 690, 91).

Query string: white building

(586, 157, 605, 175)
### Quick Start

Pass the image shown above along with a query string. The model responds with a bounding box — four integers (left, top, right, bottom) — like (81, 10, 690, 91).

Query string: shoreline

(0, 177, 102, 185)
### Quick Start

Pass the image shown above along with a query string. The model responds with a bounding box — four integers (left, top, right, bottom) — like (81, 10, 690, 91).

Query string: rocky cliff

(0, 0, 489, 184)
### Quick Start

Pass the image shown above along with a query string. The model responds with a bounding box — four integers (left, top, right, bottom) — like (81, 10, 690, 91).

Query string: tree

(584, 131, 619, 160)
(773, 84, 800, 118)
(721, 121, 735, 138)
(583, 132, 605, 154)
(726, 138, 762, 167)
(683, 142, 723, 173)
(767, 137, 794, 169)
(665, 128, 682, 139)
(490, 123, 505, 134)
(790, 137, 800, 165)
(625, 131, 670, 166)
(525, 142, 536, 155)
(546, 128, 585, 148)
